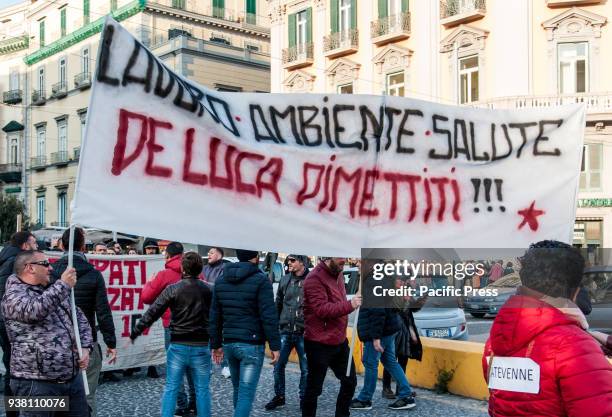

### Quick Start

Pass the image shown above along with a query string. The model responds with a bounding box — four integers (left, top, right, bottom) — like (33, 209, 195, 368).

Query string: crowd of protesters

(0, 231, 611, 417)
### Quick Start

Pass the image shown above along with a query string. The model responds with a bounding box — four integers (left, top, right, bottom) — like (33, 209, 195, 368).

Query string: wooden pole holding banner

(347, 260, 363, 376)
(346, 306, 360, 376)
(16, 214, 22, 232)
(67, 224, 90, 395)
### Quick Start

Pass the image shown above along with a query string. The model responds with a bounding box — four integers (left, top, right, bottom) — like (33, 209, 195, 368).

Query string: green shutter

(110, 0, 117, 11)
(378, 0, 387, 18)
(402, 0, 409, 12)
(246, 0, 256, 24)
(330, 0, 339, 33)
(83, 0, 90, 24)
(39, 21, 45, 47)
(288, 13, 296, 47)
(306, 8, 312, 43)
(213, 0, 224, 18)
(60, 8, 66, 37)
(350, 0, 357, 29)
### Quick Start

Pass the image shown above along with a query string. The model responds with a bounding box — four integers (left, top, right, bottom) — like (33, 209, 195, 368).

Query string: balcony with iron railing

(472, 92, 612, 113)
(0, 163, 22, 183)
(440, 0, 486, 27)
(51, 81, 68, 99)
(32, 90, 46, 105)
(282, 43, 314, 70)
(323, 28, 359, 59)
(371, 12, 411, 46)
(50, 221, 69, 227)
(74, 147, 81, 161)
(74, 72, 91, 89)
(2, 89, 22, 104)
(30, 155, 47, 169)
(50, 151, 70, 165)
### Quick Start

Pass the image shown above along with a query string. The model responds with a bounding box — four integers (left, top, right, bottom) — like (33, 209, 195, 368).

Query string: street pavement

(466, 316, 494, 343)
(98, 362, 488, 417)
(0, 362, 487, 417)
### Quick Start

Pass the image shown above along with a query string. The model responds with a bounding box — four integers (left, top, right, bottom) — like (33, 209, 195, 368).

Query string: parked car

(343, 268, 468, 340)
(464, 273, 520, 318)
(582, 265, 612, 333)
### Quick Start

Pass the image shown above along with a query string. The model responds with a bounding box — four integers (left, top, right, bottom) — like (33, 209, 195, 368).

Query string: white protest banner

(488, 357, 541, 394)
(48, 253, 167, 371)
(72, 18, 585, 257)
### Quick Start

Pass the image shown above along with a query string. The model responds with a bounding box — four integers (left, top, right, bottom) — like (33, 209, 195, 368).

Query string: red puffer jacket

(141, 255, 182, 328)
(483, 294, 612, 417)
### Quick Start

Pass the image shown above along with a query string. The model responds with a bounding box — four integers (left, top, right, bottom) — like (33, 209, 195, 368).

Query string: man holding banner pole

(53, 227, 117, 416)
(1, 249, 92, 416)
(302, 257, 361, 417)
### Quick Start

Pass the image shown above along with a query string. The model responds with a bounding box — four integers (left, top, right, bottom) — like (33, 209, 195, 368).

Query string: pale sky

(0, 0, 25, 9)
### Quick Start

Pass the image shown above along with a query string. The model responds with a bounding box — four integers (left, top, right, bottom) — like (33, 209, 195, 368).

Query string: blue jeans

(164, 327, 195, 409)
(224, 343, 265, 417)
(357, 332, 413, 402)
(161, 343, 211, 417)
(274, 333, 307, 399)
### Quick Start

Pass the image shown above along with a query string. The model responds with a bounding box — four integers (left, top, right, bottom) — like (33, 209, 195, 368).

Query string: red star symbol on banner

(517, 201, 545, 231)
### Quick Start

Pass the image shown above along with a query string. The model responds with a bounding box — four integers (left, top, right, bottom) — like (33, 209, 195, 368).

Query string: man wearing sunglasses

(265, 255, 310, 411)
(1, 250, 93, 416)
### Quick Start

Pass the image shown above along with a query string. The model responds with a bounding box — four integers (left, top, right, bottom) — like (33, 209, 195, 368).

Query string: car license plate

(426, 328, 451, 338)
(470, 304, 480, 309)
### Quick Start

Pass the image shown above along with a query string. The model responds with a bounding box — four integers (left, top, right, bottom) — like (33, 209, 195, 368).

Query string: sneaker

(264, 395, 286, 411)
(350, 399, 372, 410)
(388, 397, 416, 410)
(221, 366, 231, 379)
(382, 387, 396, 399)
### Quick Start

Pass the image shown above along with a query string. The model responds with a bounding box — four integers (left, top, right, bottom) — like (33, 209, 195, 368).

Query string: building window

(84, 0, 90, 24)
(57, 192, 67, 227)
(7, 134, 19, 165)
(388, 0, 402, 16)
(246, 0, 256, 24)
(59, 58, 67, 87)
(36, 126, 46, 157)
(297, 10, 308, 46)
(38, 67, 45, 92)
(39, 20, 45, 47)
(110, 0, 117, 12)
(580, 143, 602, 191)
(558, 42, 588, 94)
(386, 72, 404, 96)
(57, 119, 67, 153)
(79, 111, 87, 144)
(37, 195, 46, 226)
(60, 8, 66, 37)
(459, 55, 478, 104)
(213, 0, 224, 18)
(172, 0, 185, 9)
(339, 0, 351, 33)
(9, 70, 19, 90)
(82, 48, 89, 74)
(338, 83, 353, 94)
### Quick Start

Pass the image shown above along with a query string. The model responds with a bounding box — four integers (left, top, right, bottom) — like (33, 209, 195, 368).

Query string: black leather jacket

(131, 277, 212, 344)
(275, 271, 308, 334)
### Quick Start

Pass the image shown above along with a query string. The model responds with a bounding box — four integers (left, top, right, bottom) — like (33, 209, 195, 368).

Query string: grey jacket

(1, 274, 93, 381)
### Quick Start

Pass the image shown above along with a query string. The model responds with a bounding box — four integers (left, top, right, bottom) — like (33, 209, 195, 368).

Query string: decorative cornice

(24, 0, 146, 66)
(0, 35, 29, 56)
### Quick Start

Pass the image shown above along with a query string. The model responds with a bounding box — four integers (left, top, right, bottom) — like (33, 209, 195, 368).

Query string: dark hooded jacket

(0, 245, 22, 308)
(209, 261, 280, 351)
(203, 260, 224, 285)
(51, 252, 116, 348)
